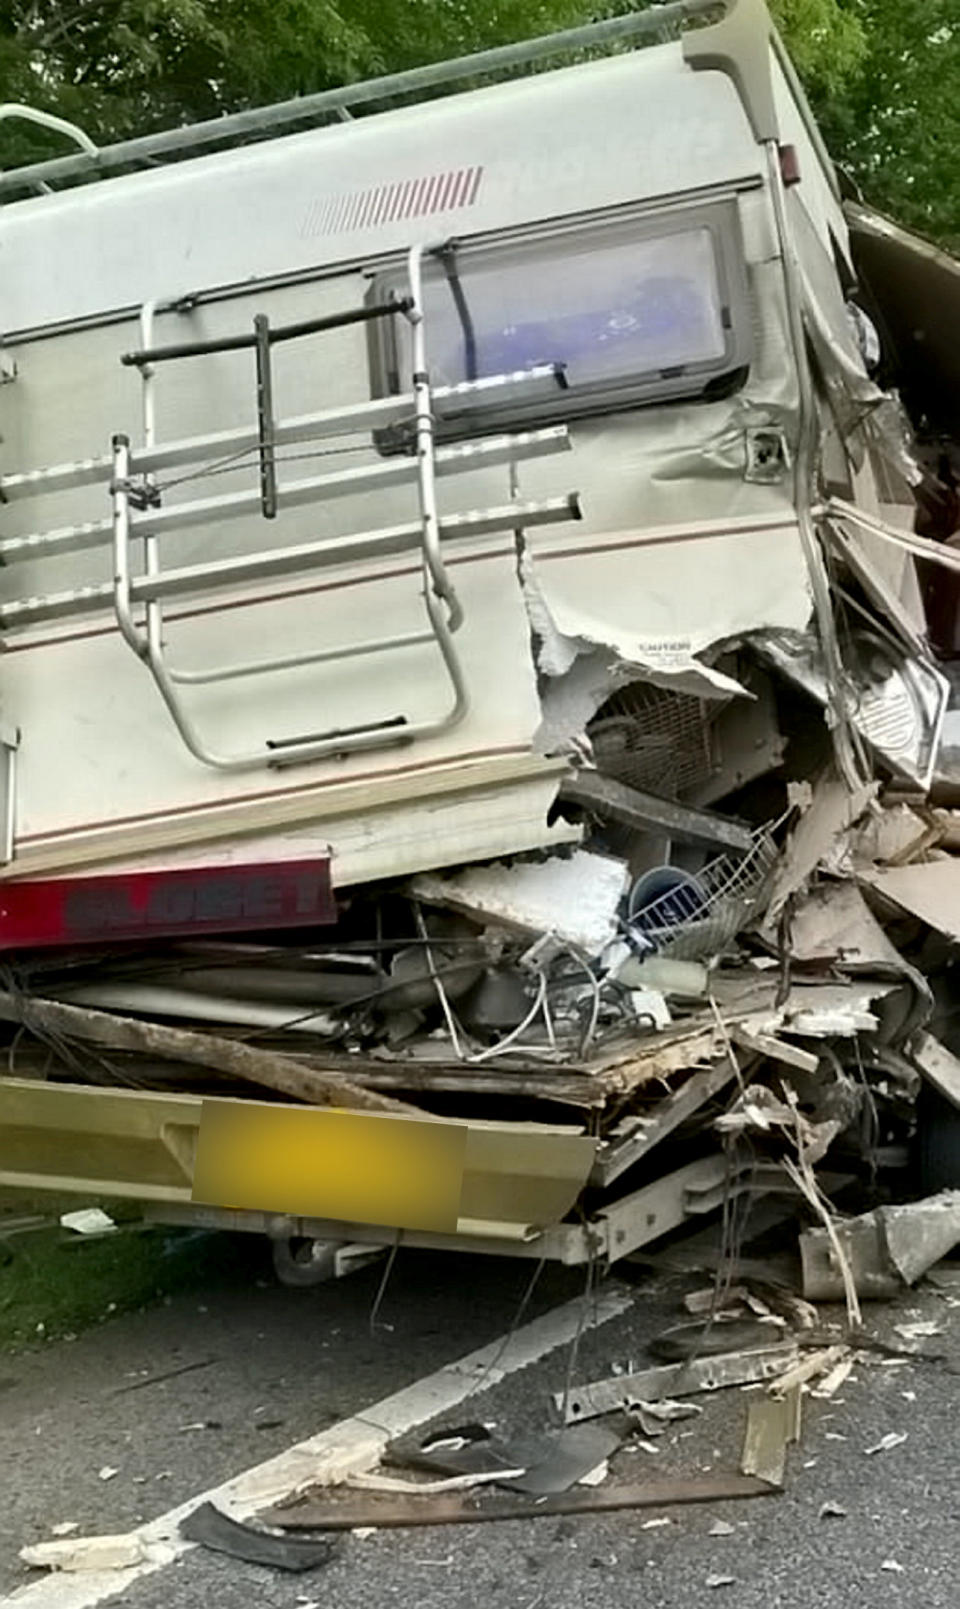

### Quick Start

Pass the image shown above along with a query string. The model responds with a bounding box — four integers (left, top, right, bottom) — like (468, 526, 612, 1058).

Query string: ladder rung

(0, 495, 581, 630)
(120, 298, 415, 368)
(0, 424, 569, 565)
(0, 364, 567, 504)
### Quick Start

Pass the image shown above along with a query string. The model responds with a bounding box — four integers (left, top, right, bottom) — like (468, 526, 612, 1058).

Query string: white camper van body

(0, 0, 921, 890)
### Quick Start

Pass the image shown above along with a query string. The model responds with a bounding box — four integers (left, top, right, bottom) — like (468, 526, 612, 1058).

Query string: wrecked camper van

(2, 0, 960, 1280)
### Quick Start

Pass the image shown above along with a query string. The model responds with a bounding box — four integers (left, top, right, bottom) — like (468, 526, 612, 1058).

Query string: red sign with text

(0, 859, 335, 949)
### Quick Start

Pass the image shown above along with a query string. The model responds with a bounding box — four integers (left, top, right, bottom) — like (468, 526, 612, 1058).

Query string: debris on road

(801, 1195, 960, 1302)
(819, 1502, 847, 1520)
(112, 1357, 219, 1396)
(20, 1534, 150, 1572)
(260, 1474, 778, 1533)
(347, 1469, 526, 1496)
(385, 1421, 625, 1496)
(865, 1432, 909, 1456)
(894, 1320, 944, 1341)
(810, 1358, 855, 1399)
(767, 1349, 848, 1398)
(740, 1389, 801, 1487)
(558, 1343, 800, 1422)
(179, 1502, 340, 1573)
(684, 1287, 751, 1317)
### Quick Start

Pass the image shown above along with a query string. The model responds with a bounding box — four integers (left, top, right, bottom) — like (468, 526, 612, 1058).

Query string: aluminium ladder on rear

(0, 244, 580, 772)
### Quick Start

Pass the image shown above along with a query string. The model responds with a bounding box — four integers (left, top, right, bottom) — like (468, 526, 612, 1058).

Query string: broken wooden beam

(730, 1027, 820, 1075)
(262, 1472, 778, 1532)
(0, 992, 417, 1116)
(591, 1059, 739, 1187)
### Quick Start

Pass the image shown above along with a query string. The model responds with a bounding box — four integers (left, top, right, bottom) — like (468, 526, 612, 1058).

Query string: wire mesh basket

(627, 826, 779, 961)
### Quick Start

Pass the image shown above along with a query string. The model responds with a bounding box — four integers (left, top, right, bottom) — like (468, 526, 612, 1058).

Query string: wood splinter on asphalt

(864, 1431, 908, 1456)
(810, 1357, 855, 1399)
(767, 1346, 849, 1398)
(260, 1473, 779, 1532)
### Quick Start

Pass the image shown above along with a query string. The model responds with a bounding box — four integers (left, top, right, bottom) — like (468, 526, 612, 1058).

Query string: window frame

(367, 196, 754, 438)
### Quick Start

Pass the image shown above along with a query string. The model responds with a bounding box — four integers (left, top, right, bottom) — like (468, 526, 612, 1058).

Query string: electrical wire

(459, 1255, 548, 1406)
(466, 970, 549, 1064)
(557, 946, 602, 1057)
(413, 904, 467, 1060)
(559, 1242, 599, 1425)
(152, 437, 372, 496)
(369, 1239, 400, 1335)
(541, 987, 558, 1052)
(233, 949, 489, 1042)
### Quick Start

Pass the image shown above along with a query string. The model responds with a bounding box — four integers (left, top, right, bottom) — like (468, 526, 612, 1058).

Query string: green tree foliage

(0, 0, 603, 161)
(806, 1, 960, 252)
(0, 0, 956, 251)
(769, 0, 866, 92)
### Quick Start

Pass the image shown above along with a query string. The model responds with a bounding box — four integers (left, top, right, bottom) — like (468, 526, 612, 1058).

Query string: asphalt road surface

(2, 1232, 959, 1609)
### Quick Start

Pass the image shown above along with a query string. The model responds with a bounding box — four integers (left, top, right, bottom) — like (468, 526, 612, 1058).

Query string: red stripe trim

(395, 178, 416, 220)
(310, 168, 483, 235)
(409, 175, 429, 216)
(355, 186, 377, 229)
(342, 189, 365, 231)
(421, 173, 442, 214)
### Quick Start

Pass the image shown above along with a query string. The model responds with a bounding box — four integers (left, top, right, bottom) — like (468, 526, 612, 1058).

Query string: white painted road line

(4, 1285, 633, 1609)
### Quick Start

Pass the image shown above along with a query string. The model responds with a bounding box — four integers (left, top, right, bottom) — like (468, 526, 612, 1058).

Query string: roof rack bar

(0, 104, 97, 156)
(0, 1, 720, 200)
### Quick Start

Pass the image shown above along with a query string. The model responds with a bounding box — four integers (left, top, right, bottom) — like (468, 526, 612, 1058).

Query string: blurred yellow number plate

(193, 1103, 467, 1232)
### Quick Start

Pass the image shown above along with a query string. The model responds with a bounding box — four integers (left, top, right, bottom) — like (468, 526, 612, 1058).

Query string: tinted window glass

(423, 227, 727, 387)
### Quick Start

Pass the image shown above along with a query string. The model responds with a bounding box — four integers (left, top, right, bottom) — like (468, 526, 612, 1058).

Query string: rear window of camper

(368, 200, 752, 433)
